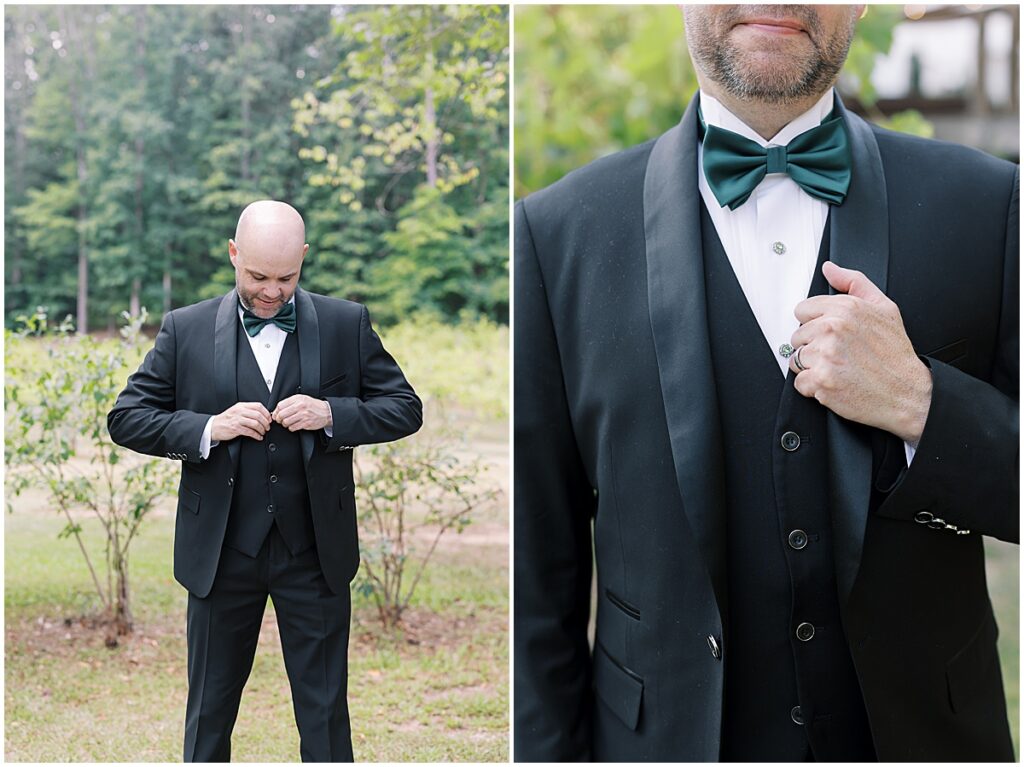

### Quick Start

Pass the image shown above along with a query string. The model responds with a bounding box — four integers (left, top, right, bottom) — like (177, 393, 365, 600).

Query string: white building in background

(846, 4, 1019, 160)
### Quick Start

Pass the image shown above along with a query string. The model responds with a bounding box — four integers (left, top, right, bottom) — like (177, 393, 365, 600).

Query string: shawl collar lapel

(214, 289, 241, 470)
(644, 94, 729, 613)
(294, 286, 321, 467)
(641, 93, 891, 612)
(827, 96, 891, 605)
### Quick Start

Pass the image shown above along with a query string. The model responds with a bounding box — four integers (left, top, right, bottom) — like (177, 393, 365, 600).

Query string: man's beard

(237, 286, 284, 318)
(686, 5, 856, 105)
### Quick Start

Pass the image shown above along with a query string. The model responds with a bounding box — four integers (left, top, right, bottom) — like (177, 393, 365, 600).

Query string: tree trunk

(107, 547, 133, 645)
(132, 6, 147, 319)
(425, 85, 438, 188)
(130, 278, 141, 319)
(240, 7, 252, 182)
(57, 6, 91, 334)
(163, 264, 173, 315)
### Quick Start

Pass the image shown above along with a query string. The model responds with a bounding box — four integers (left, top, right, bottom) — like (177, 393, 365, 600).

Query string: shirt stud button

(779, 343, 795, 358)
(772, 241, 786, 255)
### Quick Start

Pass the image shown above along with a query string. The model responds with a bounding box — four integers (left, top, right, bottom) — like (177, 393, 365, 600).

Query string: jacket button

(787, 529, 808, 550)
(795, 622, 815, 642)
(268, 443, 277, 452)
(914, 510, 934, 524)
(707, 635, 721, 660)
(227, 478, 234, 487)
(791, 705, 805, 725)
(781, 431, 801, 451)
(267, 504, 274, 513)
(270, 474, 278, 483)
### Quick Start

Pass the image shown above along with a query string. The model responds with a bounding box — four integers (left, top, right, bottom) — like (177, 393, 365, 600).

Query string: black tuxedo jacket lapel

(214, 289, 242, 472)
(294, 287, 321, 467)
(827, 96, 891, 605)
(641, 93, 892, 614)
(643, 93, 729, 613)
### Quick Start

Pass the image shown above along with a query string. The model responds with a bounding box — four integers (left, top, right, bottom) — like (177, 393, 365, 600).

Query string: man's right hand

(211, 402, 272, 442)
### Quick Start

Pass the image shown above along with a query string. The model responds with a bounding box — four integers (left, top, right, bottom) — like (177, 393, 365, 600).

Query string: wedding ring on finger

(793, 345, 808, 372)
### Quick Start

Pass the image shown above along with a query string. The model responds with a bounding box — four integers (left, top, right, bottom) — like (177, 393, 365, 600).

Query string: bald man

(108, 200, 422, 761)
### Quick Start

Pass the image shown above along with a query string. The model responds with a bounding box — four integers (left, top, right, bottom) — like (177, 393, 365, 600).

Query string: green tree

(294, 5, 509, 324)
(5, 5, 509, 329)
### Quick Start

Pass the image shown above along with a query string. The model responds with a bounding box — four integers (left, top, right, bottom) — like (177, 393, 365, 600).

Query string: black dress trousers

(183, 526, 353, 762)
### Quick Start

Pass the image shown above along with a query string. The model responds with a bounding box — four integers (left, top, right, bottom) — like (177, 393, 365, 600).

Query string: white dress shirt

(697, 89, 916, 463)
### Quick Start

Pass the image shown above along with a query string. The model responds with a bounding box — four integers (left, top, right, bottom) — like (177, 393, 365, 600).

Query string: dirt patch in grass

(352, 604, 506, 654)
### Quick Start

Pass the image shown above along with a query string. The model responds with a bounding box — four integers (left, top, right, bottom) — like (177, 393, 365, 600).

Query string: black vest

(701, 204, 876, 761)
(222, 322, 316, 557)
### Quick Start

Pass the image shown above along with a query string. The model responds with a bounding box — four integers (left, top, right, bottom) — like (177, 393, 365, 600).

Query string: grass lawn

(5, 429, 509, 762)
(986, 538, 1019, 758)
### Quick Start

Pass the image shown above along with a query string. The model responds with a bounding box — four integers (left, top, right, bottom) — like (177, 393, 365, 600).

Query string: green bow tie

(700, 108, 852, 211)
(241, 300, 296, 336)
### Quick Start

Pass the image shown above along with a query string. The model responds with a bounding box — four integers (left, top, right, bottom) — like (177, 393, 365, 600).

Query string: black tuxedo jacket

(108, 287, 422, 598)
(514, 94, 1019, 761)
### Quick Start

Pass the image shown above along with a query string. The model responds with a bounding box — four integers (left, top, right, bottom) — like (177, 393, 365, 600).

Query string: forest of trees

(5, 5, 509, 331)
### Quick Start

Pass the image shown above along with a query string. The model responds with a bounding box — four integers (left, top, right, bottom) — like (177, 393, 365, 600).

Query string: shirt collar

(699, 88, 835, 148)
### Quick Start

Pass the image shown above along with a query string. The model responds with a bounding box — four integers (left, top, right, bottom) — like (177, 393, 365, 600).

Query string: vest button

(780, 431, 801, 451)
(795, 622, 815, 642)
(787, 529, 808, 550)
(270, 475, 278, 483)
(267, 504, 274, 513)
(790, 705, 805, 725)
(268, 443, 277, 452)
(706, 635, 721, 660)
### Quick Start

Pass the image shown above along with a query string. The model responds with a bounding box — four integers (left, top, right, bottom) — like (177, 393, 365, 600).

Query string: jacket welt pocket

(923, 338, 968, 369)
(320, 372, 349, 393)
(946, 612, 1000, 714)
(593, 642, 644, 731)
(180, 489, 200, 515)
(605, 588, 641, 621)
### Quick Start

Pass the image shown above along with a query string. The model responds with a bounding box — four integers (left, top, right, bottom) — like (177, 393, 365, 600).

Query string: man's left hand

(789, 261, 932, 444)
(272, 394, 333, 432)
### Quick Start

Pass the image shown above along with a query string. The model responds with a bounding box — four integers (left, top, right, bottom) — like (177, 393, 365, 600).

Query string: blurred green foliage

(5, 5, 508, 330)
(514, 4, 929, 197)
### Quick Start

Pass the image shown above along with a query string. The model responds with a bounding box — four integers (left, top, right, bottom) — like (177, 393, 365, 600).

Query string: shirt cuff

(323, 398, 333, 438)
(903, 441, 917, 466)
(200, 416, 220, 460)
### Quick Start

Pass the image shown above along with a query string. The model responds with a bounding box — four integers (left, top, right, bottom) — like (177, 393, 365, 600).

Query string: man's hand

(211, 402, 272, 442)
(272, 394, 333, 432)
(789, 261, 933, 444)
